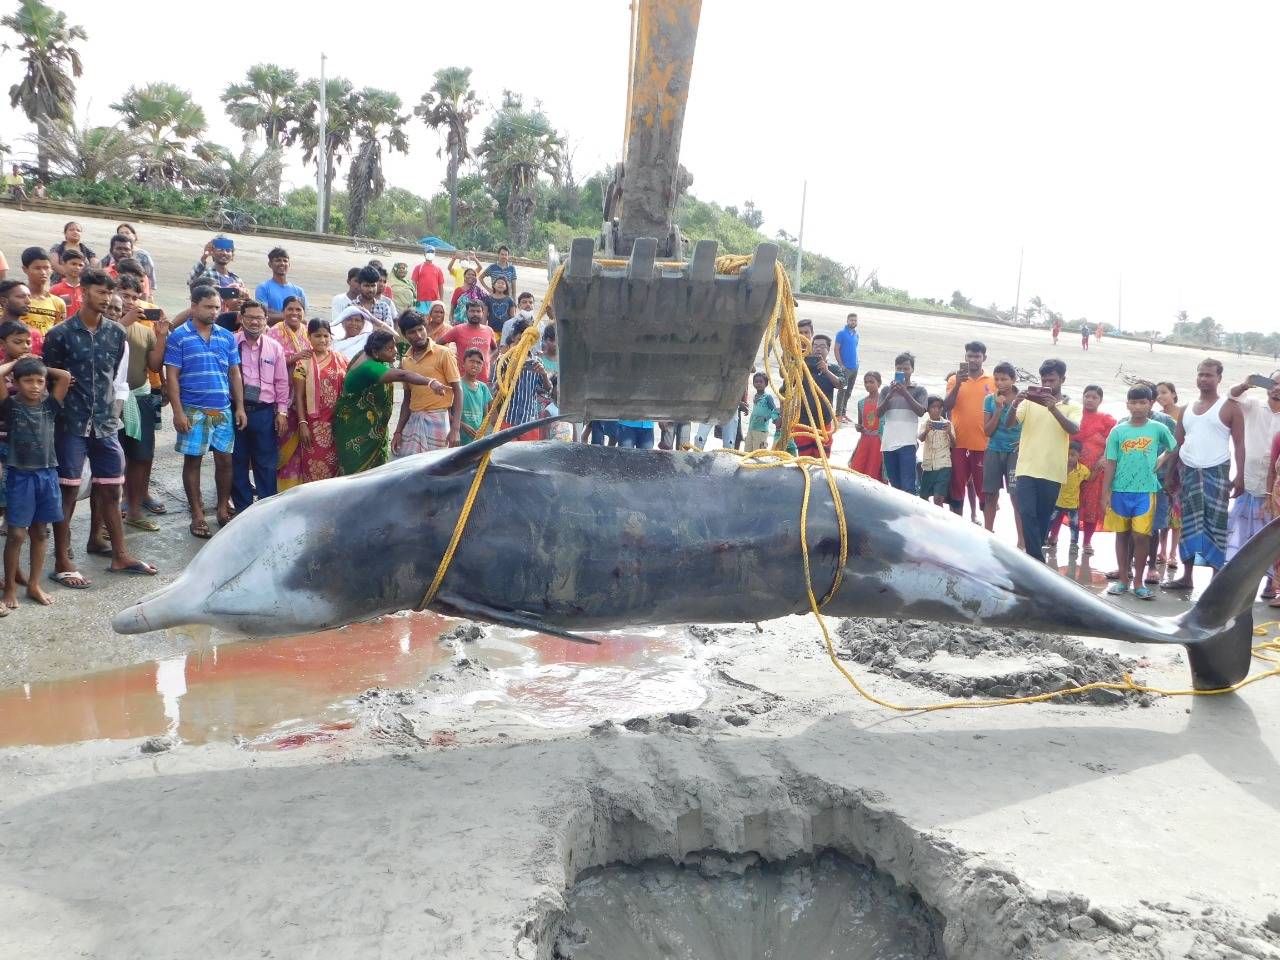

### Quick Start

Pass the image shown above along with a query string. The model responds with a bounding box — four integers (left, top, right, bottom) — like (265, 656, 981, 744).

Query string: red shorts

(948, 447, 985, 504)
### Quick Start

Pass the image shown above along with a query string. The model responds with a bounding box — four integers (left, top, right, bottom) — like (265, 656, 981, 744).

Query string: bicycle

(1012, 366, 1040, 386)
(346, 236, 388, 256)
(203, 201, 258, 234)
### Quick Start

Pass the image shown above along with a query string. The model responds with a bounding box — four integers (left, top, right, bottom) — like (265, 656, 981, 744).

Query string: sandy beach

(2, 210, 1279, 959)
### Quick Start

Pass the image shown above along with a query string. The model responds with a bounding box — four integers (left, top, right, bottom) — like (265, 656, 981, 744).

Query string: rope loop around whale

(416, 255, 1280, 713)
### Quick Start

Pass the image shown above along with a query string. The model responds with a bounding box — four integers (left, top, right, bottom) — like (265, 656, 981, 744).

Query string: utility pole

(315, 52, 327, 234)
(795, 180, 807, 291)
(1117, 274, 1123, 333)
(1012, 245, 1023, 324)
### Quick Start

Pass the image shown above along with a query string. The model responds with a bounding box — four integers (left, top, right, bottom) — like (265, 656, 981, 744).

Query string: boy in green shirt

(1101, 385, 1177, 599)
(458, 348, 493, 443)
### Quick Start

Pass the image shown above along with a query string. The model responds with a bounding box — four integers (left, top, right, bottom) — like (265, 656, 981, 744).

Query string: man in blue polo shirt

(164, 284, 247, 538)
(254, 246, 306, 323)
(834, 312, 860, 423)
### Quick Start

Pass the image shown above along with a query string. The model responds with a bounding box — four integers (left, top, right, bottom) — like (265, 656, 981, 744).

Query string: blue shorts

(175, 407, 235, 457)
(55, 432, 125, 486)
(4, 467, 64, 527)
(1110, 491, 1156, 518)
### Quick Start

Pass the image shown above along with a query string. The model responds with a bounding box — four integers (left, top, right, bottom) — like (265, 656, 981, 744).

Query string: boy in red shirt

(49, 248, 86, 315)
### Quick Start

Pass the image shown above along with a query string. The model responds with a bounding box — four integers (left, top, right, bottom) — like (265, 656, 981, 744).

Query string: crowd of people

(2, 225, 1279, 625)
(0, 227, 564, 612)
(794, 323, 1276, 604)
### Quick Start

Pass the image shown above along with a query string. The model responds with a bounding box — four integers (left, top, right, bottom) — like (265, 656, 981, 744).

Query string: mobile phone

(217, 287, 237, 300)
(930, 420, 948, 430)
(143, 308, 162, 321)
(894, 371, 906, 383)
(1248, 374, 1275, 389)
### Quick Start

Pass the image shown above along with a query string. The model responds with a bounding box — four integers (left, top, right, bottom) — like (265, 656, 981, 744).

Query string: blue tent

(418, 235, 457, 252)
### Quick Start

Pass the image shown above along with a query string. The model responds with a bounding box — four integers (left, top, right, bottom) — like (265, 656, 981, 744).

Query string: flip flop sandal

(107, 561, 157, 576)
(49, 570, 91, 589)
(124, 516, 161, 533)
(1144, 573, 1160, 585)
(1106, 582, 1129, 596)
(1134, 587, 1156, 600)
(1166, 559, 1179, 570)
(142, 497, 168, 516)
(189, 520, 213, 540)
(1104, 569, 1122, 581)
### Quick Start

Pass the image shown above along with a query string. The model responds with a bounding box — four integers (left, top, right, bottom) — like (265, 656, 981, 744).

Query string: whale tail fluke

(1174, 516, 1280, 689)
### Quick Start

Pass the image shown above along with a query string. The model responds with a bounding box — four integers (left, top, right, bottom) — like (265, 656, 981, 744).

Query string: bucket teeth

(551, 238, 780, 424)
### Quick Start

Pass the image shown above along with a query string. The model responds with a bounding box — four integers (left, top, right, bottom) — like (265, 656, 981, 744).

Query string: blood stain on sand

(0, 613, 705, 749)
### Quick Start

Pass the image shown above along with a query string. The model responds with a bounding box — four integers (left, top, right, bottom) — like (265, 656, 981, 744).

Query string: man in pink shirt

(231, 299, 290, 512)
(411, 245, 445, 309)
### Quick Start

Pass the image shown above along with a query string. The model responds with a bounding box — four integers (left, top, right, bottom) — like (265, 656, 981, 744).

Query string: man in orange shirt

(944, 340, 996, 522)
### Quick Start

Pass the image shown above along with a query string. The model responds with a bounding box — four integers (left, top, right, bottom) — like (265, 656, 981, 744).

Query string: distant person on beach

(1051, 317, 1061, 344)
(411, 246, 445, 310)
(1080, 322, 1091, 351)
(100, 224, 158, 292)
(4, 165, 30, 208)
(480, 245, 518, 295)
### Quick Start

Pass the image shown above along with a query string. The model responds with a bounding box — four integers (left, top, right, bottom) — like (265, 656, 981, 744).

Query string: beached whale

(113, 419, 1277, 690)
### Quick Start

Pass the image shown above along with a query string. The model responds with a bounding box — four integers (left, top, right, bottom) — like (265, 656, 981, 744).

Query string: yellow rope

(418, 254, 1280, 709)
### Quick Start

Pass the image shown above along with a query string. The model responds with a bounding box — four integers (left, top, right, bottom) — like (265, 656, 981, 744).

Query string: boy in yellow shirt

(20, 247, 66, 350)
(1047, 441, 1089, 549)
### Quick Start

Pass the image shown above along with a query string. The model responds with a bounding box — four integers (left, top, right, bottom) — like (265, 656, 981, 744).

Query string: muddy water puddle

(0, 614, 706, 749)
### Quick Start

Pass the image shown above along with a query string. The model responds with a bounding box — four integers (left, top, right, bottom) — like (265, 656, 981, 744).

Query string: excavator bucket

(549, 237, 780, 424)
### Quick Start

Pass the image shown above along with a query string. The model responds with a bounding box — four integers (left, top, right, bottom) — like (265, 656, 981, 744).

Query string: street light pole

(315, 52, 327, 234)
(1012, 245, 1023, 324)
(795, 180, 807, 291)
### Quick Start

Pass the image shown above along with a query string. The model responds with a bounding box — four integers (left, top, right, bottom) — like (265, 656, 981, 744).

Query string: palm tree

(477, 91, 564, 249)
(346, 88, 409, 237)
(111, 82, 210, 186)
(26, 119, 140, 181)
(289, 75, 358, 232)
(415, 66, 480, 239)
(191, 143, 285, 202)
(2, 0, 86, 178)
(221, 64, 299, 201)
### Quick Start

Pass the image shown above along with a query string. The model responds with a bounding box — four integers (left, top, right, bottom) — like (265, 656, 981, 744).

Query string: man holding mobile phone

(1011, 358, 1082, 562)
(188, 235, 244, 297)
(944, 340, 995, 522)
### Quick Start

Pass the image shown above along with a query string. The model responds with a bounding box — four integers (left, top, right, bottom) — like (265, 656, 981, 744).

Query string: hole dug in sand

(552, 848, 944, 959)
(534, 783, 1091, 960)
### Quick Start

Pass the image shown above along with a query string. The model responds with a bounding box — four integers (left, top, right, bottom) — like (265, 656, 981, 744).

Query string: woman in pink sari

(1072, 384, 1116, 556)
(290, 318, 348, 485)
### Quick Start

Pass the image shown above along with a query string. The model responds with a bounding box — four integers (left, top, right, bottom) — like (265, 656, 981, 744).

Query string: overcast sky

(4, 0, 1278, 333)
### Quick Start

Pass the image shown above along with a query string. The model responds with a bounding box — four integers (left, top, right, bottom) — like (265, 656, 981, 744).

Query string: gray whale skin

(114, 419, 1276, 691)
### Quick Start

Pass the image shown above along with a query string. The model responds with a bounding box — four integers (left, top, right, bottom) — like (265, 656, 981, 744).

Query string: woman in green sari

(334, 330, 441, 475)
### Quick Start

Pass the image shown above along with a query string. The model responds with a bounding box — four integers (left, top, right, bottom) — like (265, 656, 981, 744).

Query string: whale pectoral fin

(433, 595, 601, 645)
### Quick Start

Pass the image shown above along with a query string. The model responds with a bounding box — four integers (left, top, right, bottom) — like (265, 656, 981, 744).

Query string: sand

(2, 210, 1280, 959)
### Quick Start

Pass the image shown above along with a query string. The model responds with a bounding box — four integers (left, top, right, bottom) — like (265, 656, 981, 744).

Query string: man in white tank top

(1162, 358, 1245, 589)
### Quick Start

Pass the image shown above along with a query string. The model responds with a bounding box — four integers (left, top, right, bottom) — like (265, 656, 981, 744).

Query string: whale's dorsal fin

(427, 416, 565, 475)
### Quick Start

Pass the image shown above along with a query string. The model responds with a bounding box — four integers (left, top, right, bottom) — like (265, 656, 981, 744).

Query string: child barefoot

(849, 371, 885, 481)
(918, 396, 955, 507)
(2, 355, 72, 611)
